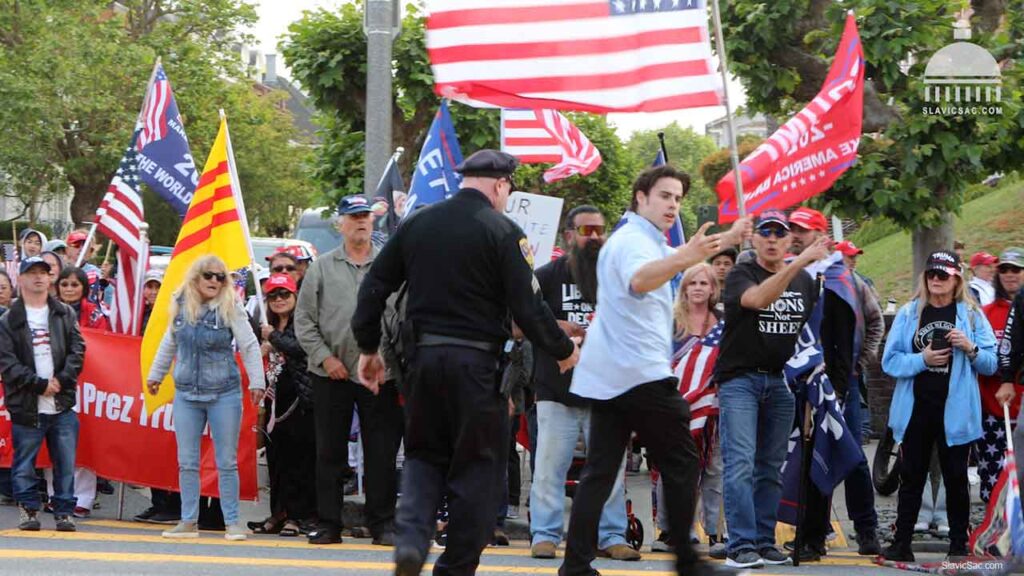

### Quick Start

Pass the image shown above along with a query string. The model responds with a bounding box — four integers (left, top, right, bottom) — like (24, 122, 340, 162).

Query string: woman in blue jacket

(881, 250, 997, 561)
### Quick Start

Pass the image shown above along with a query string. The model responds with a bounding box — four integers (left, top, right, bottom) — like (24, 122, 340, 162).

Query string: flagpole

(657, 132, 670, 163)
(220, 109, 266, 324)
(78, 57, 163, 268)
(375, 147, 404, 192)
(709, 0, 747, 218)
(132, 224, 150, 336)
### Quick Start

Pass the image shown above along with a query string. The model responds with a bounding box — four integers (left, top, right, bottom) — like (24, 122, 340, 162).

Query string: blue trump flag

(134, 63, 198, 217)
(406, 101, 463, 215)
(777, 256, 866, 526)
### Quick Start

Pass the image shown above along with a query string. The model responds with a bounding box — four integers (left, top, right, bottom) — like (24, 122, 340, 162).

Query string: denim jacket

(883, 299, 997, 447)
(148, 301, 265, 401)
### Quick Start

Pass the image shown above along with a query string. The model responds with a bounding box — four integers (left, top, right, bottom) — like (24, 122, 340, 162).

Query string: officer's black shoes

(947, 541, 969, 559)
(374, 531, 396, 546)
(394, 546, 425, 576)
(795, 544, 822, 562)
(307, 522, 343, 545)
(856, 531, 882, 556)
(881, 541, 915, 563)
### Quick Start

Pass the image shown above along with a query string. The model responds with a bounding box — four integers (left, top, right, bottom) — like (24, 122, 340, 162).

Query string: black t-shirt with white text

(714, 260, 818, 383)
(533, 256, 590, 407)
(912, 302, 956, 404)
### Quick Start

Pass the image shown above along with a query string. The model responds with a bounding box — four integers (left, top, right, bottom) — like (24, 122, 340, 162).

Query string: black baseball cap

(756, 209, 789, 230)
(925, 250, 962, 277)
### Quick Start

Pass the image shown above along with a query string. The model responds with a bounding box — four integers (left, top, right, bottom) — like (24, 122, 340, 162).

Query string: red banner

(0, 328, 259, 500)
(716, 13, 864, 222)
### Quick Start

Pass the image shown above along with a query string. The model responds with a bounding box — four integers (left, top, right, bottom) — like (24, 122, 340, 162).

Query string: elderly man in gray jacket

(296, 195, 403, 546)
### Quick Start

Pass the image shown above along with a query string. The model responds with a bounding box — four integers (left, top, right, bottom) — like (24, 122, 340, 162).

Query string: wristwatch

(968, 344, 979, 361)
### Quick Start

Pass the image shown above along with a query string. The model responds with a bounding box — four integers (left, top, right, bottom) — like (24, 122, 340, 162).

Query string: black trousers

(892, 398, 971, 547)
(396, 346, 508, 576)
(508, 413, 521, 506)
(561, 378, 701, 576)
(312, 374, 403, 536)
(268, 407, 317, 522)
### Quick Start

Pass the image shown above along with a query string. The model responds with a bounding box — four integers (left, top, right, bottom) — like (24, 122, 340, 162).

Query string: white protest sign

(504, 191, 563, 269)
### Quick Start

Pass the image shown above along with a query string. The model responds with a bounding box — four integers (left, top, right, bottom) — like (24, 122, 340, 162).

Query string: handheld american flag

(971, 403, 1024, 559)
(500, 109, 603, 182)
(426, 0, 723, 113)
(96, 128, 146, 335)
(673, 319, 724, 464)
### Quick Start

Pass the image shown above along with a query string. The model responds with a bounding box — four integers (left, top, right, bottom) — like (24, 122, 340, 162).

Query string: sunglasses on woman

(266, 290, 293, 302)
(756, 226, 789, 238)
(201, 271, 227, 283)
(925, 269, 951, 281)
(271, 265, 297, 273)
(999, 265, 1023, 274)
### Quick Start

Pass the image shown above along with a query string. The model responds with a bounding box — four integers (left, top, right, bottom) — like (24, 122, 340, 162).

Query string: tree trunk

(911, 212, 955, 288)
(68, 176, 108, 228)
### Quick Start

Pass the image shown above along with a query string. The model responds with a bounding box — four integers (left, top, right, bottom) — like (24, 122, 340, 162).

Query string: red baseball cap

(969, 251, 998, 268)
(264, 273, 298, 295)
(265, 245, 314, 262)
(835, 240, 864, 257)
(66, 231, 88, 246)
(789, 207, 828, 232)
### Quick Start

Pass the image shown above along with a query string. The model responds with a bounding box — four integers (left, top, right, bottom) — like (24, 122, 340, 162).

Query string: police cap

(455, 149, 520, 178)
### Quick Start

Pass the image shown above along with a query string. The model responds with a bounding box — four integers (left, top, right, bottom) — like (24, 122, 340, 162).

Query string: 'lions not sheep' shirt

(714, 259, 818, 383)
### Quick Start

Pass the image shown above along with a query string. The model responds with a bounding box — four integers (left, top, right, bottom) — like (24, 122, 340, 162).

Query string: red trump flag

(716, 13, 864, 222)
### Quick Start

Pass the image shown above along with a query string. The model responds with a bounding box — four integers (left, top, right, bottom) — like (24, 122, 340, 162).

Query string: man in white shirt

(559, 165, 749, 576)
(0, 257, 85, 533)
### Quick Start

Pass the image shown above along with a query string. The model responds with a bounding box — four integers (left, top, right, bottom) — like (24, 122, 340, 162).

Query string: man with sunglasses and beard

(528, 205, 636, 561)
(715, 210, 829, 569)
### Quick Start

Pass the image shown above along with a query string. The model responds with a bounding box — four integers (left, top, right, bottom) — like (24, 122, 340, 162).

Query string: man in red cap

(969, 251, 998, 306)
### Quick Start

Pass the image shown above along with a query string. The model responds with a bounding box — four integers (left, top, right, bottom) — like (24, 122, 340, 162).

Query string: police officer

(352, 149, 580, 576)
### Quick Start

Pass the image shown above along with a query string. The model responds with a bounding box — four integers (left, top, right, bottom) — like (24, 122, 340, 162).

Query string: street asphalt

(0, 439, 992, 575)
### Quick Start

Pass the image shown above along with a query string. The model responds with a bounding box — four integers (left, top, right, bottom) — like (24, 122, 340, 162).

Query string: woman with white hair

(146, 255, 265, 541)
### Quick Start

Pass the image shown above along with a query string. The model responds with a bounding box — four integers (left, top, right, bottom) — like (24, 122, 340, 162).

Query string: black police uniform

(352, 150, 574, 576)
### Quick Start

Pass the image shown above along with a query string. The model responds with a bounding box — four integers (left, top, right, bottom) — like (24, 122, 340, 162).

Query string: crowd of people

(0, 151, 1022, 576)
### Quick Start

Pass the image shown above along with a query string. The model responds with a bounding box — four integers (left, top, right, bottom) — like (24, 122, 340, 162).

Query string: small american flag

(673, 319, 724, 463)
(426, 0, 723, 113)
(96, 128, 146, 335)
(2, 244, 17, 284)
(500, 109, 603, 182)
(138, 65, 172, 149)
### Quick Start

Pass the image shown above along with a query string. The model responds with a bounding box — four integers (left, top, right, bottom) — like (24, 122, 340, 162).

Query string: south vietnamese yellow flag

(141, 115, 253, 413)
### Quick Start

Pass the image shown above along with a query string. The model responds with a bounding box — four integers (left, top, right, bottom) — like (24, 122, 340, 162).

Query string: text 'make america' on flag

(426, 0, 724, 113)
(500, 109, 602, 182)
(95, 128, 146, 335)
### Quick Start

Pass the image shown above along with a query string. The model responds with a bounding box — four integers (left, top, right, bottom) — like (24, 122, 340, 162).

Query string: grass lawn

(856, 181, 1024, 304)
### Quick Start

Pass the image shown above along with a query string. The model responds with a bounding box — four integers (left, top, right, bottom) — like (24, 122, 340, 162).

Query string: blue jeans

(719, 372, 794, 554)
(529, 401, 628, 548)
(12, 410, 78, 514)
(173, 389, 242, 525)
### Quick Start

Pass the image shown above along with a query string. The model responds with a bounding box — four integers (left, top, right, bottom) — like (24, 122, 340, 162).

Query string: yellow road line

(0, 529, 875, 566)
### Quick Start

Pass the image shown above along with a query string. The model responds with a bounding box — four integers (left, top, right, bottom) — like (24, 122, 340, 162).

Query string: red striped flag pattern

(673, 320, 724, 444)
(138, 66, 171, 150)
(500, 109, 603, 182)
(95, 128, 145, 335)
(426, 0, 723, 113)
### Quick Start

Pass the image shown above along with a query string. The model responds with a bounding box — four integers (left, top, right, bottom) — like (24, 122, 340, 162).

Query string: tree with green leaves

(719, 0, 1023, 274)
(0, 0, 313, 244)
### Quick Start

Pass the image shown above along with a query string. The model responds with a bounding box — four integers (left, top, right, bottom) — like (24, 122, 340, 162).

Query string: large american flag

(673, 319, 723, 462)
(426, 0, 723, 113)
(95, 128, 146, 335)
(500, 109, 603, 182)
(138, 65, 172, 150)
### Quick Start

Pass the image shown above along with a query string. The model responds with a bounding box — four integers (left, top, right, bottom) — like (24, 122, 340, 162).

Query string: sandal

(279, 520, 300, 538)
(247, 516, 284, 534)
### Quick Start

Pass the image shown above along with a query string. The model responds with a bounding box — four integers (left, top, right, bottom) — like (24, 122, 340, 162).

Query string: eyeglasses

(756, 227, 789, 239)
(266, 290, 293, 302)
(925, 269, 951, 281)
(201, 271, 227, 283)
(272, 265, 297, 273)
(500, 175, 517, 191)
(575, 225, 606, 237)
(999, 265, 1023, 274)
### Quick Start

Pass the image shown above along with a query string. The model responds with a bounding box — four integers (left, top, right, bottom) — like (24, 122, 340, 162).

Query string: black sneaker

(96, 478, 115, 495)
(492, 528, 510, 546)
(725, 550, 764, 569)
(855, 531, 881, 556)
(149, 511, 181, 525)
(759, 547, 793, 566)
(947, 542, 968, 559)
(54, 514, 76, 532)
(795, 545, 822, 562)
(18, 507, 40, 531)
(435, 528, 447, 548)
(133, 507, 158, 523)
(307, 523, 342, 545)
(882, 542, 915, 562)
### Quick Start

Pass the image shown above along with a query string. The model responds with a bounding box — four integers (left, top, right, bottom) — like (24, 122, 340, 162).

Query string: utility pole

(363, 0, 401, 196)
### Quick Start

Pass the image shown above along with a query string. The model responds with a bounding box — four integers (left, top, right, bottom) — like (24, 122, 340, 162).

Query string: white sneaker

(162, 522, 199, 538)
(225, 524, 249, 541)
(506, 505, 519, 519)
(914, 522, 930, 533)
(935, 524, 950, 537)
(968, 466, 981, 486)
